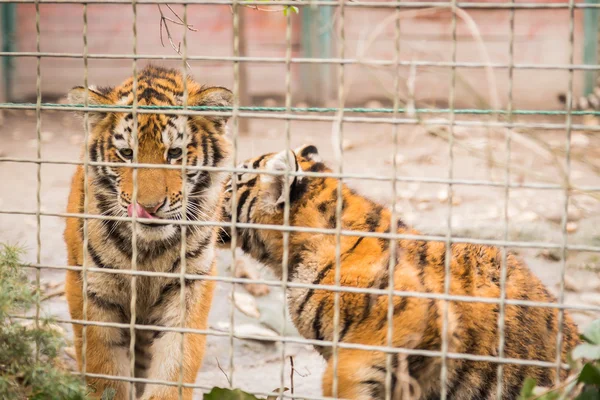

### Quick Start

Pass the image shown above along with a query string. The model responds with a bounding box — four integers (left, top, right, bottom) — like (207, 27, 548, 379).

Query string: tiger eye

(119, 148, 133, 160)
(168, 148, 183, 160)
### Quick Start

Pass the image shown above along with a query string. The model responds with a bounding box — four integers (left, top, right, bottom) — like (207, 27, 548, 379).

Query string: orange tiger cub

(64, 65, 232, 399)
(218, 145, 579, 400)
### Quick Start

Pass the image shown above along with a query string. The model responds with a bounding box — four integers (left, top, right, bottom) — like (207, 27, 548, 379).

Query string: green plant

(204, 387, 288, 400)
(519, 319, 600, 400)
(0, 244, 88, 400)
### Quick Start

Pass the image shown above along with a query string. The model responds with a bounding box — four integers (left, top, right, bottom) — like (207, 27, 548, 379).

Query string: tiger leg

(65, 270, 131, 399)
(322, 349, 394, 400)
(141, 277, 216, 400)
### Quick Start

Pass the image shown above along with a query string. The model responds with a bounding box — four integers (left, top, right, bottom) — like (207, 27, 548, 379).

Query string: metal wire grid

(0, 0, 598, 399)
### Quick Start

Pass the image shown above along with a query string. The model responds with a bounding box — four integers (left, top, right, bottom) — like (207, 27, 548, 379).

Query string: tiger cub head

(68, 65, 232, 242)
(218, 144, 324, 254)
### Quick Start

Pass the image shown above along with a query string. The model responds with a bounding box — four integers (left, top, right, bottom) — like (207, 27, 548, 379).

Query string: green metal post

(584, 0, 599, 95)
(301, 4, 334, 105)
(1, 3, 17, 101)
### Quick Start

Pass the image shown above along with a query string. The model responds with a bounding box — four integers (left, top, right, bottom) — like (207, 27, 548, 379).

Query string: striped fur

(64, 65, 231, 399)
(218, 145, 580, 400)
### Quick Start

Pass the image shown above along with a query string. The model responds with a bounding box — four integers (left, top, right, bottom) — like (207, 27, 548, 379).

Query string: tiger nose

(139, 197, 166, 214)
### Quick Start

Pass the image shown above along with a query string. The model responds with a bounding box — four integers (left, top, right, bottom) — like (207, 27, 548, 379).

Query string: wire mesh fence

(1, 0, 600, 399)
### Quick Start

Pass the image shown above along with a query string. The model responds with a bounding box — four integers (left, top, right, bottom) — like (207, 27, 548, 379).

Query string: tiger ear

(262, 149, 300, 206)
(67, 86, 113, 124)
(188, 86, 233, 130)
(294, 144, 321, 162)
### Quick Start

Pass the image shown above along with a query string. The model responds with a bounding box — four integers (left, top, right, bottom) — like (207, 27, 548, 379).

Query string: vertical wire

(81, 0, 90, 386)
(128, 0, 139, 397)
(278, 6, 293, 398)
(384, 7, 401, 400)
(229, 0, 241, 387)
(34, 0, 42, 360)
(178, 4, 190, 399)
(555, 0, 575, 382)
(440, 2, 458, 398)
(495, 1, 515, 397)
(331, 0, 345, 396)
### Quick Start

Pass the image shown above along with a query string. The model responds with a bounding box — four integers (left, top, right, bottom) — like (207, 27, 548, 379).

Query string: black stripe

(376, 297, 406, 330)
(88, 244, 115, 269)
(208, 134, 223, 166)
(312, 298, 327, 341)
(246, 196, 258, 222)
(201, 134, 209, 166)
(252, 154, 268, 169)
(343, 237, 364, 258)
(237, 190, 251, 220)
(297, 262, 334, 315)
(87, 291, 127, 321)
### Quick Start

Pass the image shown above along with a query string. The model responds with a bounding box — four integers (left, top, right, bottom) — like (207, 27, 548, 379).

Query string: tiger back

(218, 144, 580, 400)
(64, 65, 232, 400)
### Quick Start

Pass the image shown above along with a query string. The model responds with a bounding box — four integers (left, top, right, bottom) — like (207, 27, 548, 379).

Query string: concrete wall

(10, 2, 586, 109)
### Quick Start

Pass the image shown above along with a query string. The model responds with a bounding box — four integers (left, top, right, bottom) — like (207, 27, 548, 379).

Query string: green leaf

(583, 320, 600, 345)
(203, 387, 261, 400)
(519, 377, 538, 400)
(573, 343, 600, 361)
(575, 386, 600, 400)
(578, 363, 600, 385)
(101, 388, 117, 400)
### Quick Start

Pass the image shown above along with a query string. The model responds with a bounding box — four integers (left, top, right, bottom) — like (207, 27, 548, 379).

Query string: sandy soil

(1, 109, 599, 398)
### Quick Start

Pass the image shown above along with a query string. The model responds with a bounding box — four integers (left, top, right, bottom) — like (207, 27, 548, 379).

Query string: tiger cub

(64, 65, 232, 399)
(218, 145, 579, 400)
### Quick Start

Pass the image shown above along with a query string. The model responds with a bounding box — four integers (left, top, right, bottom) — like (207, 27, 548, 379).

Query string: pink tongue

(127, 203, 155, 219)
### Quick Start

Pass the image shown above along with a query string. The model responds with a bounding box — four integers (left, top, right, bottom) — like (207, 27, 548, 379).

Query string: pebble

(212, 321, 278, 342)
(571, 133, 590, 148)
(229, 291, 261, 319)
(566, 222, 578, 233)
(364, 99, 384, 110)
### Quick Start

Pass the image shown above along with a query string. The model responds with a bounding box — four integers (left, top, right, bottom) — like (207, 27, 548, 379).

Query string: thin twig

(215, 357, 232, 387)
(289, 356, 294, 395)
(157, 4, 193, 69)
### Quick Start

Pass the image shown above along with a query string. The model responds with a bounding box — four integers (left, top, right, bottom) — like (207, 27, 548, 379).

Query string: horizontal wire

(23, 262, 600, 312)
(2, 102, 600, 116)
(4, 208, 600, 252)
(3, 52, 600, 72)
(0, 103, 597, 131)
(2, 157, 599, 191)
(10, 313, 569, 369)
(1, 0, 600, 9)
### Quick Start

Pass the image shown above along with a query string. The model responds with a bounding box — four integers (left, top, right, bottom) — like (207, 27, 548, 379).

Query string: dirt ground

(1, 108, 600, 398)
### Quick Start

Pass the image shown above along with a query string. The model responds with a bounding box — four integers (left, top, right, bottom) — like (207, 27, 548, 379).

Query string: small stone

(229, 290, 261, 319)
(563, 275, 580, 292)
(437, 190, 449, 203)
(295, 101, 309, 109)
(566, 222, 578, 233)
(385, 154, 405, 165)
(451, 195, 463, 206)
(538, 249, 561, 263)
(212, 321, 278, 342)
(519, 211, 539, 222)
(342, 139, 356, 151)
(417, 202, 432, 211)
